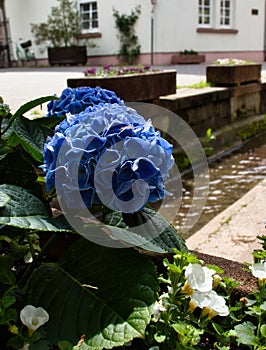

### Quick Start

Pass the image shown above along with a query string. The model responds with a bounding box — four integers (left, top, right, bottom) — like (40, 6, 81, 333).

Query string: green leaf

(0, 152, 43, 196)
(1, 295, 16, 309)
(13, 96, 59, 119)
(122, 207, 188, 253)
(34, 115, 65, 129)
(0, 184, 49, 217)
(58, 340, 74, 350)
(27, 238, 159, 348)
(261, 324, 266, 338)
(2, 96, 58, 135)
(234, 322, 257, 346)
(0, 256, 16, 285)
(0, 185, 73, 232)
(0, 215, 74, 232)
(11, 116, 54, 162)
(0, 191, 10, 207)
(260, 301, 266, 311)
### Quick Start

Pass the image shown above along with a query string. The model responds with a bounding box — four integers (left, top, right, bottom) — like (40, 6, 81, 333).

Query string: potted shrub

(172, 49, 205, 64)
(31, 0, 88, 66)
(206, 58, 262, 86)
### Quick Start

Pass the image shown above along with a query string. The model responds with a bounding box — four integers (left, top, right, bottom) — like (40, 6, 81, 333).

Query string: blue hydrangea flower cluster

(42, 88, 174, 213)
(47, 86, 123, 116)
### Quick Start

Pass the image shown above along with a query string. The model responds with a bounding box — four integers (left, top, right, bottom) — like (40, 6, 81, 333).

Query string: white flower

(250, 262, 266, 279)
(20, 305, 49, 334)
(191, 290, 229, 317)
(185, 263, 215, 293)
(152, 292, 168, 322)
(18, 344, 30, 350)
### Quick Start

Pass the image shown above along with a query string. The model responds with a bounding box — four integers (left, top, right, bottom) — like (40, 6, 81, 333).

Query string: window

(79, 1, 99, 33)
(220, 0, 232, 28)
(198, 0, 235, 31)
(198, 0, 212, 27)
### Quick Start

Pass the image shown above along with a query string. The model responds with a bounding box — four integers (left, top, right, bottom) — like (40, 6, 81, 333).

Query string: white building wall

(4, 0, 266, 65)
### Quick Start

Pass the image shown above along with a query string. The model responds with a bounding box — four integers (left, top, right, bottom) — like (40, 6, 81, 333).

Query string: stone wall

(158, 83, 264, 142)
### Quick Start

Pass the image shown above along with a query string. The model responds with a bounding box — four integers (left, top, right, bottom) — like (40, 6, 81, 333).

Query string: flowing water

(172, 137, 266, 237)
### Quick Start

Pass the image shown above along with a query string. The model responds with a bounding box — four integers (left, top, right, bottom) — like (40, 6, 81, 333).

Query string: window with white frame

(79, 1, 99, 33)
(198, 0, 234, 29)
(198, 0, 212, 27)
(220, 0, 232, 28)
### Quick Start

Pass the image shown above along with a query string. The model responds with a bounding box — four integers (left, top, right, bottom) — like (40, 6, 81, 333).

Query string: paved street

(1, 63, 266, 111)
(0, 63, 208, 111)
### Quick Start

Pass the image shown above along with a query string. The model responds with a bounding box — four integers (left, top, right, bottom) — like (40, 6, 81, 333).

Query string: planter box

(48, 46, 87, 66)
(172, 54, 205, 64)
(206, 64, 261, 86)
(67, 70, 177, 102)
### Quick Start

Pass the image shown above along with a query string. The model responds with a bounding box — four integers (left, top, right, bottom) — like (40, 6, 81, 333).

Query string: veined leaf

(234, 322, 257, 346)
(0, 184, 74, 232)
(104, 207, 188, 253)
(27, 238, 159, 349)
(0, 184, 49, 217)
(0, 215, 74, 232)
(2, 96, 59, 136)
(11, 116, 54, 162)
(33, 115, 65, 129)
(0, 191, 10, 207)
(12, 96, 59, 120)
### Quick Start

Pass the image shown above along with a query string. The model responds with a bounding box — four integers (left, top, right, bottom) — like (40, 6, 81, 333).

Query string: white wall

(4, 0, 266, 64)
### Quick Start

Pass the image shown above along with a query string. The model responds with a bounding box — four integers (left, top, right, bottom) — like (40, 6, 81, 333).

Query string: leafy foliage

(0, 93, 188, 349)
(1, 88, 265, 350)
(31, 0, 82, 47)
(27, 237, 159, 348)
(113, 6, 141, 64)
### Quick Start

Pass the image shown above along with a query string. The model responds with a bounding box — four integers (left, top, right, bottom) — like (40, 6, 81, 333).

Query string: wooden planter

(48, 46, 87, 66)
(206, 64, 261, 86)
(171, 54, 205, 64)
(67, 70, 177, 102)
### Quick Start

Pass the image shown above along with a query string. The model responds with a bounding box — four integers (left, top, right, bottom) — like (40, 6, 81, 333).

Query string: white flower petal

(20, 305, 49, 332)
(250, 262, 266, 279)
(185, 263, 214, 292)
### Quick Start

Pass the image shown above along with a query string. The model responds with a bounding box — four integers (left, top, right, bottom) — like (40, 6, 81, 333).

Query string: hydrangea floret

(47, 86, 124, 116)
(41, 90, 174, 212)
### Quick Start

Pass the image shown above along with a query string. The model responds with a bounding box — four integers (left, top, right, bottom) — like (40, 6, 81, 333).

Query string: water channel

(171, 135, 266, 237)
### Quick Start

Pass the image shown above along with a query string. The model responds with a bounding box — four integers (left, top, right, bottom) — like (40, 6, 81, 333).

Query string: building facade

(1, 0, 266, 66)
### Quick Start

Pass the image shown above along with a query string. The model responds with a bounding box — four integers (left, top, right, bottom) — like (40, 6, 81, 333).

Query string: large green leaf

(0, 256, 16, 285)
(0, 184, 73, 232)
(104, 207, 188, 253)
(2, 96, 59, 136)
(0, 215, 74, 232)
(0, 191, 10, 207)
(27, 238, 159, 349)
(10, 116, 54, 162)
(0, 184, 48, 216)
(33, 115, 65, 129)
(0, 152, 43, 196)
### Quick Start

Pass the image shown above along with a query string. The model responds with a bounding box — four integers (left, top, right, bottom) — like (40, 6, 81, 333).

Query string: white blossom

(185, 263, 215, 293)
(152, 292, 168, 322)
(20, 305, 49, 333)
(191, 290, 229, 317)
(250, 262, 266, 279)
